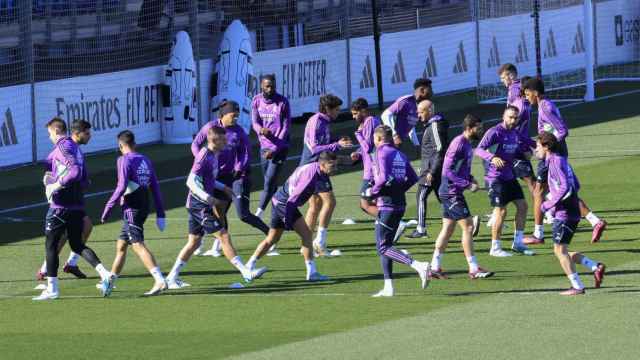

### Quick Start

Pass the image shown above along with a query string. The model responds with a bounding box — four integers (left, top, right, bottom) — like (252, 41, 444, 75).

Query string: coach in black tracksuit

(407, 100, 449, 239)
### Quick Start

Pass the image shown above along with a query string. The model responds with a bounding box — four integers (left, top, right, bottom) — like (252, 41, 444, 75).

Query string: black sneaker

(406, 229, 428, 239)
(63, 263, 87, 279)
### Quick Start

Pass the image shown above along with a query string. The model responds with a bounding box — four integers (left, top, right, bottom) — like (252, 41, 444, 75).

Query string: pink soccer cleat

(594, 263, 606, 288)
(560, 287, 585, 296)
(591, 221, 607, 244)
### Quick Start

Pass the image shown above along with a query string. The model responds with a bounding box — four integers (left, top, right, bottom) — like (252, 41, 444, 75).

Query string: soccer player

(349, 98, 380, 218)
(191, 101, 269, 256)
(475, 106, 535, 257)
(165, 126, 265, 289)
(522, 78, 607, 244)
(300, 94, 353, 256)
(430, 115, 494, 279)
(36, 120, 94, 280)
(100, 130, 168, 296)
(365, 125, 431, 297)
(534, 133, 605, 295)
(380, 78, 433, 146)
(34, 118, 114, 300)
(252, 74, 291, 219)
(245, 152, 337, 281)
(407, 99, 450, 239)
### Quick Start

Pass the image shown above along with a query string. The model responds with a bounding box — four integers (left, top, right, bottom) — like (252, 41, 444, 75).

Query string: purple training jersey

(300, 112, 341, 165)
(273, 162, 331, 225)
(251, 93, 291, 154)
(101, 152, 165, 221)
(383, 95, 419, 140)
(440, 134, 475, 197)
(46, 137, 88, 210)
(542, 153, 580, 221)
(192, 119, 251, 176)
(537, 98, 568, 142)
(186, 147, 221, 207)
(355, 115, 381, 180)
(371, 143, 418, 211)
(475, 123, 533, 182)
(507, 80, 532, 139)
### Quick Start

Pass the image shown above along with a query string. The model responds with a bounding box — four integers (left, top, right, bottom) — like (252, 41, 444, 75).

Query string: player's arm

(443, 142, 471, 189)
(474, 127, 498, 162)
(250, 97, 263, 135)
(101, 157, 129, 222)
(285, 167, 315, 227)
(191, 123, 209, 157)
(305, 119, 341, 156)
(403, 160, 419, 191)
(370, 151, 389, 197)
(56, 141, 81, 187)
(148, 161, 166, 219)
(542, 102, 569, 141)
(234, 130, 251, 177)
(541, 157, 571, 212)
(380, 102, 399, 136)
(428, 120, 447, 175)
(273, 99, 292, 152)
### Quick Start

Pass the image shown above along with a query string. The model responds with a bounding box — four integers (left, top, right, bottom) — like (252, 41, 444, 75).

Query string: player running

(165, 126, 265, 289)
(100, 130, 168, 296)
(365, 125, 431, 297)
(534, 132, 606, 295)
(34, 118, 114, 300)
(430, 115, 494, 279)
(381, 78, 433, 147)
(245, 152, 337, 282)
(522, 78, 607, 244)
(475, 106, 535, 257)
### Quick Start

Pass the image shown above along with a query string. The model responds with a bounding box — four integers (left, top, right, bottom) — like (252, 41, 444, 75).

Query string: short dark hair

(319, 94, 343, 114)
(505, 105, 520, 114)
(318, 151, 337, 162)
(350, 97, 368, 111)
(208, 125, 226, 137)
(523, 77, 545, 94)
(374, 125, 393, 142)
(46, 117, 67, 133)
(538, 132, 560, 153)
(218, 100, 240, 117)
(498, 63, 518, 76)
(462, 114, 481, 130)
(519, 76, 532, 96)
(260, 74, 276, 83)
(70, 119, 91, 134)
(413, 78, 432, 90)
(117, 130, 135, 147)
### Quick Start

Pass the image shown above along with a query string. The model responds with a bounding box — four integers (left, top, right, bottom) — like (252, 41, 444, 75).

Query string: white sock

(431, 250, 442, 271)
(383, 279, 394, 292)
(149, 266, 164, 283)
(315, 227, 328, 247)
(168, 258, 186, 280)
(416, 225, 425, 233)
(47, 276, 59, 293)
(585, 212, 600, 227)
(568, 272, 585, 290)
(580, 256, 599, 272)
(40, 260, 47, 274)
(491, 240, 502, 251)
(230, 256, 249, 276)
(305, 260, 317, 276)
(467, 256, 479, 273)
(255, 208, 264, 217)
(534, 225, 544, 239)
(66, 252, 80, 266)
(212, 238, 221, 251)
(247, 255, 258, 270)
(95, 264, 111, 281)
(513, 230, 524, 246)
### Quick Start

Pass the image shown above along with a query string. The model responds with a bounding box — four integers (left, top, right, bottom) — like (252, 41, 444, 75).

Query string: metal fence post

(18, 0, 37, 163)
(189, 0, 203, 128)
(344, 0, 352, 107)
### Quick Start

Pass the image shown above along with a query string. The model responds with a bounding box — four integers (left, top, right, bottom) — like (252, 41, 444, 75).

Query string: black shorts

(488, 178, 525, 207)
(316, 178, 333, 193)
(536, 161, 549, 183)
(119, 209, 148, 244)
(213, 173, 234, 202)
(188, 201, 224, 236)
(552, 219, 579, 245)
(45, 208, 86, 238)
(440, 194, 471, 220)
(360, 179, 373, 199)
(270, 201, 302, 230)
(513, 159, 534, 179)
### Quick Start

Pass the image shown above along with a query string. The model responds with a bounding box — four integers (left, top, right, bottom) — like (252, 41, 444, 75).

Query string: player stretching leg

(475, 107, 535, 257)
(431, 115, 493, 279)
(245, 152, 337, 281)
(101, 131, 168, 296)
(34, 118, 114, 300)
(523, 78, 607, 244)
(535, 133, 606, 295)
(165, 126, 265, 289)
(349, 98, 381, 218)
(366, 125, 431, 297)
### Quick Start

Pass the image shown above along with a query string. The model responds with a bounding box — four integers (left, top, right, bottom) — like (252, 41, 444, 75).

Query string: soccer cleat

(166, 278, 191, 289)
(313, 242, 333, 258)
(32, 289, 59, 301)
(98, 275, 116, 297)
(36, 270, 47, 281)
(143, 281, 167, 296)
(489, 248, 513, 257)
(523, 235, 545, 245)
(469, 268, 495, 280)
(193, 245, 205, 256)
(472, 215, 481, 237)
(63, 263, 87, 279)
(430, 268, 449, 280)
(593, 263, 606, 288)
(306, 272, 330, 282)
(511, 243, 535, 256)
(266, 244, 280, 256)
(406, 229, 428, 239)
(243, 267, 268, 283)
(560, 287, 585, 296)
(415, 261, 431, 289)
(371, 289, 394, 297)
(591, 221, 607, 244)
(393, 221, 409, 244)
(202, 248, 222, 257)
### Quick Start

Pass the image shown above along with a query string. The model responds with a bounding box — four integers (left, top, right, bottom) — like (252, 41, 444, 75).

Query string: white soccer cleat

(166, 278, 191, 289)
(193, 245, 205, 256)
(312, 242, 334, 258)
(34, 284, 47, 290)
(98, 275, 116, 297)
(202, 249, 222, 257)
(32, 289, 59, 301)
(371, 288, 394, 297)
(306, 272, 330, 282)
(143, 281, 167, 296)
(393, 221, 409, 244)
(489, 248, 513, 257)
(414, 261, 431, 289)
(266, 244, 280, 256)
(243, 267, 268, 283)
